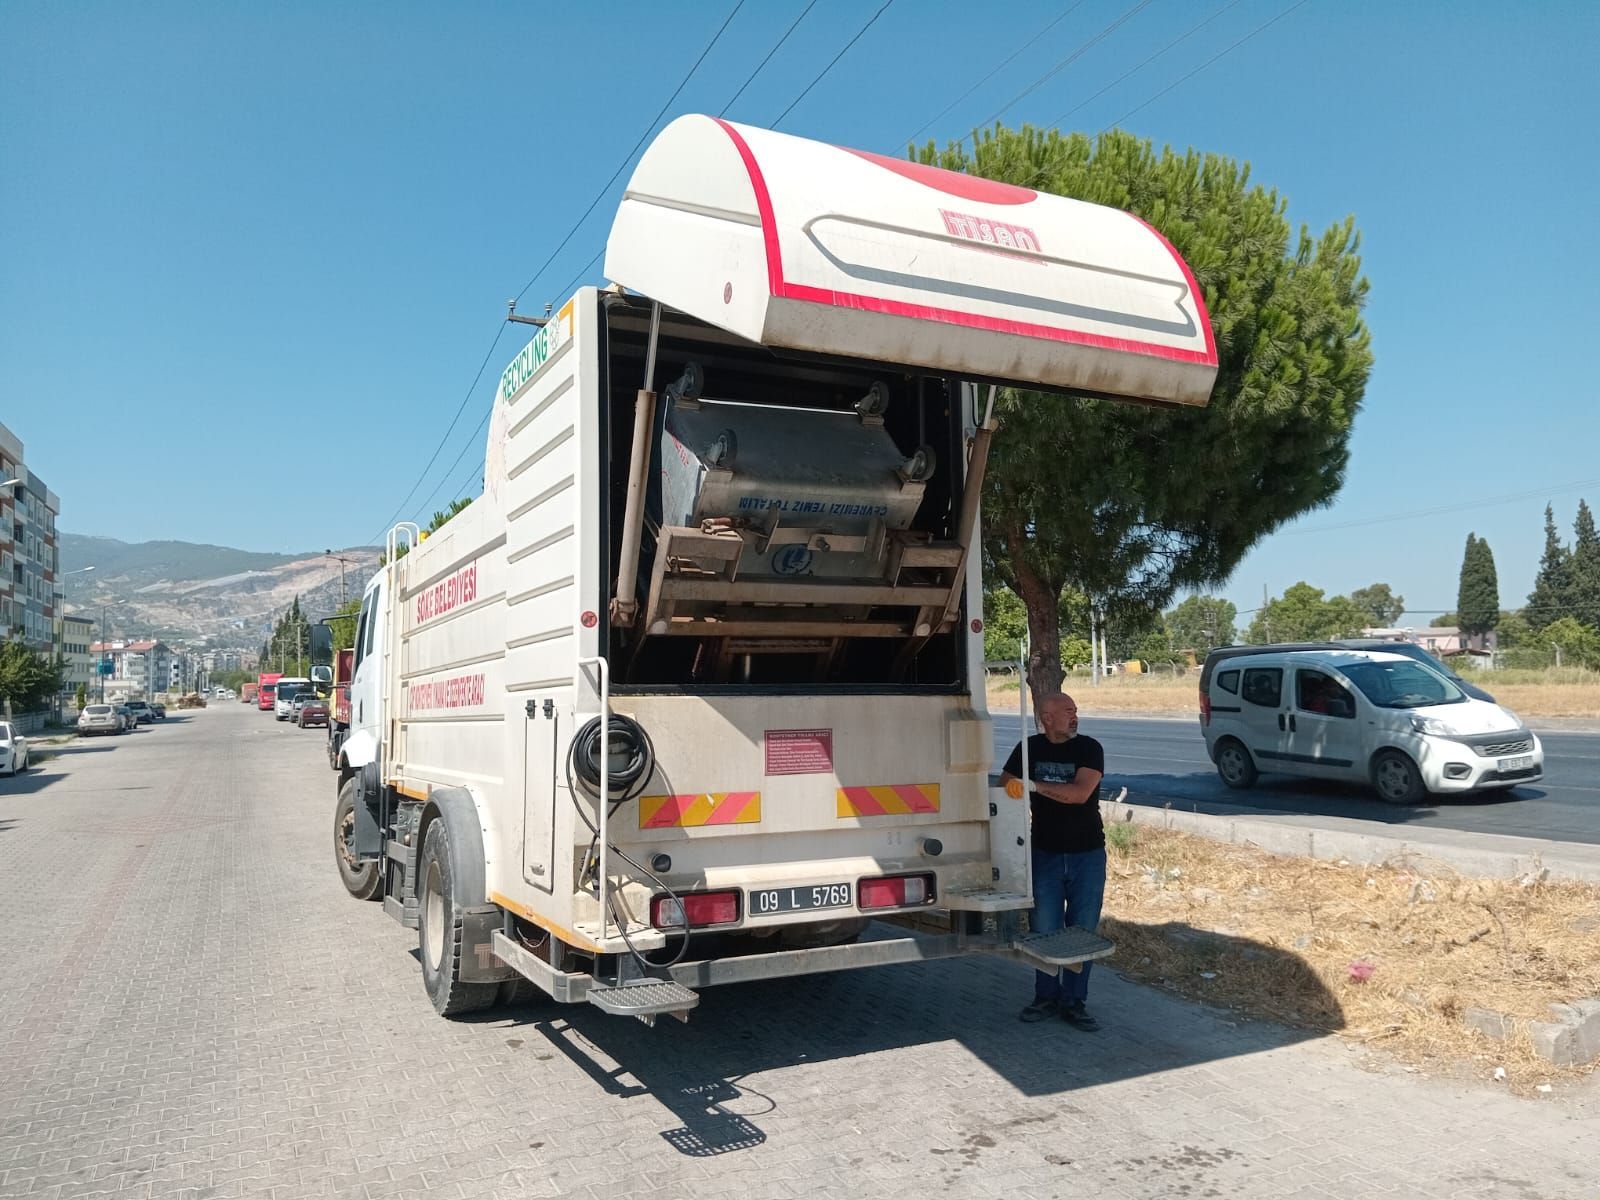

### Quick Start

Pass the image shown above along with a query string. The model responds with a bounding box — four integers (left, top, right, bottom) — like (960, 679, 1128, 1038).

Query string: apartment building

(0, 421, 62, 653)
(90, 639, 174, 700)
(59, 612, 95, 702)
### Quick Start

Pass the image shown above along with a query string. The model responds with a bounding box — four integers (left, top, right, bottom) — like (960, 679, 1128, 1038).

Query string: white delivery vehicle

(273, 677, 313, 721)
(334, 115, 1218, 1020)
(1199, 647, 1543, 804)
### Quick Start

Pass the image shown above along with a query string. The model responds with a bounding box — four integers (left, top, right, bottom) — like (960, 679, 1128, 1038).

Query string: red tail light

(651, 889, 741, 929)
(1199, 685, 1211, 726)
(857, 872, 936, 911)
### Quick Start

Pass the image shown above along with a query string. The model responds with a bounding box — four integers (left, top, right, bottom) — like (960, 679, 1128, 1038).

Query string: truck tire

(334, 778, 382, 900)
(416, 820, 498, 1017)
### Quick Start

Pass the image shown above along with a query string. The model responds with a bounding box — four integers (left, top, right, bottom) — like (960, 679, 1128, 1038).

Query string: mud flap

(460, 907, 513, 982)
(354, 760, 384, 859)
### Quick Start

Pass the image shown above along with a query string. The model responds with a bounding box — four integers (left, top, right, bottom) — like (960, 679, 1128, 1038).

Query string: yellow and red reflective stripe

(639, 791, 761, 829)
(836, 783, 940, 818)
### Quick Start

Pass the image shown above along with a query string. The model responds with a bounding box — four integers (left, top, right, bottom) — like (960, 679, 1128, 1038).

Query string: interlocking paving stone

(1, 706, 1597, 1199)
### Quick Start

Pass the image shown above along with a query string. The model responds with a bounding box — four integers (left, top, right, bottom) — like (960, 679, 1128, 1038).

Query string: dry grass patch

(986, 674, 1197, 715)
(1101, 824, 1600, 1091)
(1477, 682, 1600, 719)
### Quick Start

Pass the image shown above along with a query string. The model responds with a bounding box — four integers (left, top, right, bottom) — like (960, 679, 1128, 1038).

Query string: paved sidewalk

(0, 707, 1596, 1200)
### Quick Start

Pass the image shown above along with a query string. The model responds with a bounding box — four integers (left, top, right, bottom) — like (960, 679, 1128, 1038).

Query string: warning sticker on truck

(764, 729, 833, 776)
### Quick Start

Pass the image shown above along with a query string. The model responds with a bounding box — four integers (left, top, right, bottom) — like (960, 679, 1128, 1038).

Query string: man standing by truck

(1000, 692, 1107, 1030)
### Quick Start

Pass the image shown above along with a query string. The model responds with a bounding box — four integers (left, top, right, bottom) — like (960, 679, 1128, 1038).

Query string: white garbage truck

(334, 115, 1217, 1021)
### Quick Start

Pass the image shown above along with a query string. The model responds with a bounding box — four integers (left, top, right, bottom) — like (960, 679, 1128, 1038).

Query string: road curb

(1105, 793, 1600, 883)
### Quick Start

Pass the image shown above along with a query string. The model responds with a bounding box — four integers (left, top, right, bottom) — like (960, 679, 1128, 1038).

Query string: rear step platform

(587, 980, 700, 1021)
(1012, 926, 1115, 969)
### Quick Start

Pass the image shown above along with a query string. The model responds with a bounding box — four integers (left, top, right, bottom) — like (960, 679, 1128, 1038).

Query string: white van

(273, 677, 313, 721)
(1199, 648, 1542, 804)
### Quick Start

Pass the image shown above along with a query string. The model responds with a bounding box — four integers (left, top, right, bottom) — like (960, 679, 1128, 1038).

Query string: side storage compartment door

(523, 702, 559, 890)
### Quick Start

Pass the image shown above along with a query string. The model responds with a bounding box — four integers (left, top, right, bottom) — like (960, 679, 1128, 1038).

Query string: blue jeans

(1030, 847, 1107, 1005)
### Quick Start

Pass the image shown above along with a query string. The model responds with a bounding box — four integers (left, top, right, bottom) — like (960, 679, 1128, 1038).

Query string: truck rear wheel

(417, 820, 498, 1017)
(334, 778, 382, 900)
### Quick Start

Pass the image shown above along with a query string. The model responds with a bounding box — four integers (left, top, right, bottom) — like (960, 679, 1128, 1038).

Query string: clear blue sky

(3, 0, 1595, 624)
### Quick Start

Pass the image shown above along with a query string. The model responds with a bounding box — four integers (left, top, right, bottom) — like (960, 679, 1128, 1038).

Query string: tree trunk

(1009, 546, 1064, 709)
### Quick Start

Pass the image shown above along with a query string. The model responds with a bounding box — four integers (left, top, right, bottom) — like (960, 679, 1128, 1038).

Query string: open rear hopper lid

(605, 115, 1217, 407)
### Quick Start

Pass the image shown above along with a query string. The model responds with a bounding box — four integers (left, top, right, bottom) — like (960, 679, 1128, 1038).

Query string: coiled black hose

(564, 714, 689, 968)
(568, 714, 654, 801)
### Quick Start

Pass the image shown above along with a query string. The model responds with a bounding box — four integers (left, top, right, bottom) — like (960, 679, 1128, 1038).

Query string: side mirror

(1328, 697, 1354, 719)
(311, 665, 333, 685)
(310, 623, 333, 669)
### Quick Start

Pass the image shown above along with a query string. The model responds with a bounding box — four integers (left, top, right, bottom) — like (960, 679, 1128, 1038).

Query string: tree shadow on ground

(0, 763, 77, 796)
(484, 922, 1341, 1158)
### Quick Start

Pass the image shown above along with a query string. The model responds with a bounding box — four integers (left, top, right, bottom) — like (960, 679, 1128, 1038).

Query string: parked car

(1199, 647, 1541, 805)
(0, 722, 30, 775)
(78, 704, 123, 736)
(297, 697, 330, 729)
(150, 701, 167, 720)
(124, 699, 157, 725)
(112, 703, 137, 732)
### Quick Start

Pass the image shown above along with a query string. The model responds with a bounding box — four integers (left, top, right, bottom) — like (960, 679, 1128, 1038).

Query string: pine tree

(1457, 534, 1499, 643)
(1572, 499, 1600, 625)
(1527, 504, 1571, 629)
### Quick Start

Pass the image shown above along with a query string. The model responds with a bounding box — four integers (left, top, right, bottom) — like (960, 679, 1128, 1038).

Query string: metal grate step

(1013, 926, 1115, 968)
(587, 980, 700, 1019)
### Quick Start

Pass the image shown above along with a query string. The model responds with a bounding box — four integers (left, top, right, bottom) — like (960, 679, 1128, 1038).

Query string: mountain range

(60, 534, 381, 647)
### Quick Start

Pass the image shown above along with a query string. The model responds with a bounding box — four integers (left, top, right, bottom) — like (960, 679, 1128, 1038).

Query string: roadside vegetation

(1100, 823, 1600, 1092)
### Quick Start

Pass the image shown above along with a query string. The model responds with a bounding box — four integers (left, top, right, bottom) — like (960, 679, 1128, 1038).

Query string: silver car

(79, 704, 123, 736)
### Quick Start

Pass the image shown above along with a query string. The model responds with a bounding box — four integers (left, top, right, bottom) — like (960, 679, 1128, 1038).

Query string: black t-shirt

(1002, 733, 1106, 854)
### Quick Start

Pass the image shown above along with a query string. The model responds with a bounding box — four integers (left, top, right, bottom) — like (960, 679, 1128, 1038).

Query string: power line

(1286, 478, 1600, 536)
(720, 0, 820, 117)
(1099, 0, 1313, 132)
(510, 0, 746, 308)
(367, 3, 744, 546)
(364, 324, 508, 546)
(901, 1, 1089, 147)
(499, 0, 901, 382)
(967, 0, 1155, 137)
(772, 0, 895, 128)
(1046, 0, 1245, 129)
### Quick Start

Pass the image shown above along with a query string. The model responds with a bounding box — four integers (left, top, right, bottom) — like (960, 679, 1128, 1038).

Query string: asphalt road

(993, 712, 1600, 846)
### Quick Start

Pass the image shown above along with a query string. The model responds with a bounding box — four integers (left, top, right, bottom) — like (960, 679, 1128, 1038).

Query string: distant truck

(241, 682, 259, 705)
(332, 115, 1217, 1022)
(257, 672, 281, 712)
